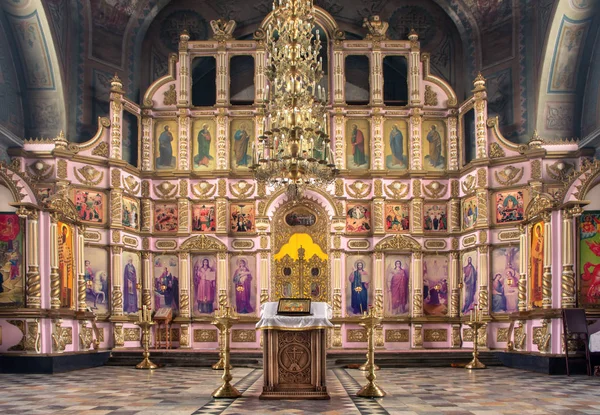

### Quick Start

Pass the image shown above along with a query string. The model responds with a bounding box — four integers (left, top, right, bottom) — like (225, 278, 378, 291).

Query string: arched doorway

(271, 200, 330, 303)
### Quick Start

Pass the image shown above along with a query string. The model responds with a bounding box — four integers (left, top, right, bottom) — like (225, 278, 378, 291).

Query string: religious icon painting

(421, 120, 446, 171)
(579, 211, 600, 308)
(346, 202, 371, 234)
(345, 119, 370, 170)
(154, 203, 178, 233)
(36, 185, 54, 206)
(346, 255, 373, 316)
(153, 255, 180, 314)
(57, 221, 75, 309)
(154, 120, 178, 170)
(83, 246, 110, 315)
(423, 255, 449, 316)
(122, 196, 140, 231)
(460, 250, 478, 316)
(230, 119, 254, 171)
(122, 251, 141, 315)
(491, 246, 520, 314)
(423, 203, 448, 232)
(72, 188, 106, 224)
(384, 119, 408, 170)
(384, 255, 411, 316)
(230, 203, 255, 234)
(191, 254, 217, 316)
(462, 195, 478, 231)
(493, 189, 526, 225)
(529, 221, 544, 309)
(385, 203, 410, 233)
(192, 203, 216, 233)
(229, 255, 257, 316)
(192, 119, 216, 171)
(0, 213, 25, 308)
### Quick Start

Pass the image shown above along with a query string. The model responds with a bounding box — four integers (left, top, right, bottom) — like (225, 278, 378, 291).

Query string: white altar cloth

(256, 301, 333, 330)
(589, 320, 600, 352)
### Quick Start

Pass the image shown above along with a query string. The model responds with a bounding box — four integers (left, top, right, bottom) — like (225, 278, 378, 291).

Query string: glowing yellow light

(274, 233, 328, 261)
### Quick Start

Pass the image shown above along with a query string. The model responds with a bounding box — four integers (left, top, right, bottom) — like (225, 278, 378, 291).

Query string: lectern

(256, 302, 333, 400)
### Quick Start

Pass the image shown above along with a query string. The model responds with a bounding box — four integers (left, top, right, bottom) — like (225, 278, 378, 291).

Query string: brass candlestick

(357, 307, 386, 398)
(465, 305, 486, 370)
(211, 306, 241, 399)
(359, 309, 380, 372)
(212, 318, 232, 370)
(135, 306, 157, 370)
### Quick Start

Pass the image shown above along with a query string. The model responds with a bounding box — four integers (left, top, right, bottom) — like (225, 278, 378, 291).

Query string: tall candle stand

(211, 306, 241, 399)
(465, 305, 486, 370)
(135, 305, 157, 370)
(212, 314, 231, 370)
(357, 306, 386, 398)
(359, 309, 380, 372)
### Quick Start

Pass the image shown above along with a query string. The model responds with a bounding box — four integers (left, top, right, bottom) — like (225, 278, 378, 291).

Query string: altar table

(256, 302, 333, 400)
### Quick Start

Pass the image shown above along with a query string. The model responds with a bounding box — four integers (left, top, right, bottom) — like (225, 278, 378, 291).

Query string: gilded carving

(194, 329, 218, 342)
(413, 324, 423, 348)
(489, 142, 506, 159)
(229, 180, 255, 199)
(113, 324, 124, 347)
(141, 180, 150, 197)
(385, 329, 409, 342)
(232, 329, 257, 343)
(525, 194, 554, 221)
(531, 160, 542, 180)
(347, 329, 367, 342)
(477, 168, 487, 188)
(260, 235, 268, 249)
(451, 238, 459, 250)
(123, 236, 138, 247)
(91, 142, 109, 158)
(51, 320, 68, 352)
(412, 179, 422, 198)
(462, 174, 476, 194)
(462, 235, 476, 247)
(546, 160, 574, 182)
(494, 166, 524, 186)
(57, 159, 67, 179)
(191, 181, 216, 199)
(385, 181, 409, 199)
(497, 327, 509, 343)
(348, 239, 370, 249)
(514, 322, 526, 350)
(84, 231, 101, 242)
(463, 328, 473, 342)
(112, 230, 121, 244)
(111, 169, 121, 188)
(155, 240, 177, 250)
(424, 240, 446, 249)
(424, 85, 438, 106)
(180, 235, 226, 251)
(374, 179, 383, 197)
(218, 178, 226, 197)
(424, 329, 447, 342)
(123, 176, 140, 195)
(450, 180, 459, 198)
(180, 325, 190, 348)
(346, 180, 371, 199)
(479, 230, 487, 244)
(163, 84, 177, 105)
(154, 181, 178, 199)
(498, 230, 519, 241)
(451, 325, 461, 348)
(332, 325, 342, 347)
(27, 160, 53, 181)
(375, 234, 421, 252)
(422, 181, 447, 199)
(73, 166, 104, 187)
(232, 239, 254, 249)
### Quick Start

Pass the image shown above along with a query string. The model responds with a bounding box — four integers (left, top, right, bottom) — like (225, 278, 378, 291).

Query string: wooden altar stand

(154, 307, 173, 349)
(256, 302, 333, 400)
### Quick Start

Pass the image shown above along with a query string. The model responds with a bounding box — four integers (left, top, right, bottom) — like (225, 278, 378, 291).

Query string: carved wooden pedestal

(260, 329, 330, 400)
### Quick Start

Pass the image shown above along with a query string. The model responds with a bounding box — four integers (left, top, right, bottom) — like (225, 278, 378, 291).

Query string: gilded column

(475, 169, 488, 228)
(334, 111, 345, 170)
(109, 75, 124, 160)
(177, 179, 190, 235)
(141, 116, 153, 171)
(450, 251, 460, 318)
(178, 32, 190, 106)
(179, 252, 190, 318)
(332, 250, 342, 318)
(255, 44, 266, 105)
(216, 197, 228, 235)
(177, 110, 190, 171)
(216, 111, 228, 171)
(372, 197, 385, 235)
(374, 251, 384, 318)
(141, 181, 152, 233)
(448, 116, 459, 171)
(217, 252, 228, 307)
(542, 212, 552, 309)
(141, 252, 152, 308)
(408, 30, 421, 106)
(77, 226, 86, 312)
(110, 169, 123, 229)
(371, 49, 383, 106)
(451, 324, 461, 348)
(49, 215, 60, 309)
(111, 246, 123, 316)
(371, 114, 384, 171)
(332, 40, 344, 105)
(472, 73, 488, 159)
(113, 323, 124, 348)
(216, 45, 228, 106)
(561, 208, 577, 308)
(518, 225, 527, 312)
(411, 179, 423, 234)
(409, 110, 422, 171)
(17, 208, 41, 308)
(449, 180, 460, 233)
(411, 251, 423, 318)
(477, 245, 489, 317)
(259, 251, 270, 305)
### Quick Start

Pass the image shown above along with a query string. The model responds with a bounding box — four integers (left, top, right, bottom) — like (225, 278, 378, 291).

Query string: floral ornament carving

(412, 179, 422, 197)
(345, 180, 371, 199)
(48, 193, 79, 224)
(73, 165, 104, 187)
(494, 165, 524, 186)
(489, 142, 506, 159)
(27, 160, 54, 181)
(111, 169, 121, 188)
(363, 15, 389, 40)
(461, 174, 476, 194)
(210, 18, 237, 41)
(163, 84, 177, 106)
(141, 180, 150, 197)
(546, 161, 574, 182)
(375, 234, 422, 252)
(422, 181, 446, 199)
(91, 142, 109, 158)
(531, 160, 542, 180)
(424, 85, 438, 106)
(334, 179, 344, 196)
(154, 181, 178, 199)
(179, 179, 188, 198)
(123, 176, 140, 195)
(179, 235, 227, 252)
(190, 181, 216, 199)
(57, 159, 68, 179)
(229, 180, 255, 199)
(525, 194, 554, 220)
(477, 168, 487, 188)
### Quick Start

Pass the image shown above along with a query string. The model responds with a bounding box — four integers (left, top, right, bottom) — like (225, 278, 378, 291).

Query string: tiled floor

(1, 366, 599, 414)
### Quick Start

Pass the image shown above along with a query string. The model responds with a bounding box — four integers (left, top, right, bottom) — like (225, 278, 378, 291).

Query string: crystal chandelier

(250, 0, 338, 200)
